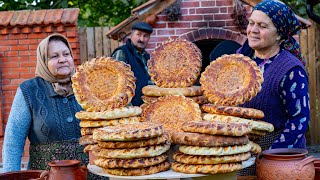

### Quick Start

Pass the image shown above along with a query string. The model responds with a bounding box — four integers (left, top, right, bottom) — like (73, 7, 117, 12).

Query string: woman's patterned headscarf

(242, 0, 306, 65)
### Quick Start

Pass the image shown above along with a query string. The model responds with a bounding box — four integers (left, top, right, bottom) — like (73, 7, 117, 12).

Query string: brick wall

(0, 8, 80, 168)
(145, 0, 249, 52)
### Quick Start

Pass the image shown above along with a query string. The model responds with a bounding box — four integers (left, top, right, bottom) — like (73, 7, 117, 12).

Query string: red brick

(204, 15, 214, 21)
(11, 79, 25, 86)
(201, 1, 216, 7)
(27, 33, 47, 39)
(149, 37, 170, 43)
(20, 61, 36, 67)
(176, 29, 196, 35)
(2, 85, 19, 91)
(44, 26, 53, 32)
(21, 73, 36, 79)
(192, 21, 208, 28)
(156, 29, 175, 36)
(214, 14, 232, 20)
(6, 51, 19, 56)
(11, 27, 20, 34)
(220, 7, 228, 13)
(209, 21, 226, 27)
(216, 0, 233, 6)
(181, 1, 199, 8)
(8, 33, 28, 39)
(0, 28, 10, 35)
(56, 25, 64, 32)
(21, 27, 32, 34)
(152, 23, 166, 29)
(180, 15, 203, 21)
(196, 7, 219, 14)
(32, 26, 42, 33)
(181, 9, 189, 15)
(168, 22, 191, 28)
(189, 9, 196, 14)
(19, 39, 39, 45)
(11, 45, 29, 51)
(2, 73, 20, 79)
(0, 46, 9, 51)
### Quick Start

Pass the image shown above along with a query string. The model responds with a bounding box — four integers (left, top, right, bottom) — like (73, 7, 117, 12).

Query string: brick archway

(179, 28, 247, 45)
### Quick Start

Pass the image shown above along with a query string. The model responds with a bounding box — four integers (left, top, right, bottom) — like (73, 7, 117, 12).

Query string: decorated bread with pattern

(201, 104, 264, 119)
(182, 121, 252, 136)
(142, 95, 208, 105)
(171, 132, 249, 147)
(200, 54, 263, 106)
(148, 38, 202, 87)
(92, 141, 170, 159)
(142, 95, 202, 135)
(172, 162, 242, 174)
(75, 106, 142, 120)
(102, 161, 170, 176)
(94, 154, 167, 169)
(93, 122, 163, 141)
(98, 133, 169, 149)
(202, 113, 274, 132)
(142, 85, 202, 96)
(79, 116, 141, 128)
(72, 57, 136, 112)
(179, 143, 251, 156)
(173, 151, 251, 165)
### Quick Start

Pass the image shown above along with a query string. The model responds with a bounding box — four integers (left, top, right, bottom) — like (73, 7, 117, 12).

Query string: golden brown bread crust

(171, 132, 249, 147)
(142, 95, 208, 105)
(93, 122, 164, 141)
(75, 106, 142, 120)
(94, 154, 168, 169)
(141, 95, 202, 135)
(172, 162, 242, 174)
(148, 38, 202, 88)
(97, 133, 169, 149)
(72, 57, 136, 112)
(202, 113, 274, 132)
(79, 135, 97, 145)
(79, 116, 141, 128)
(173, 152, 251, 165)
(81, 127, 96, 135)
(249, 141, 262, 154)
(201, 104, 264, 119)
(179, 144, 252, 156)
(250, 130, 267, 136)
(92, 141, 171, 159)
(102, 161, 170, 176)
(200, 54, 263, 106)
(142, 85, 202, 96)
(181, 121, 252, 136)
(83, 144, 98, 153)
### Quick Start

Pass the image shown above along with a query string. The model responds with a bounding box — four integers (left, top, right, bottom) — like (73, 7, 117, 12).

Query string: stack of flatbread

(91, 122, 171, 176)
(71, 57, 144, 163)
(141, 38, 208, 106)
(200, 54, 274, 144)
(171, 121, 253, 174)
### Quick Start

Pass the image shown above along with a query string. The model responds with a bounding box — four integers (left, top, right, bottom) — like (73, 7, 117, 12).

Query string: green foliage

(0, 0, 148, 27)
(282, 0, 320, 19)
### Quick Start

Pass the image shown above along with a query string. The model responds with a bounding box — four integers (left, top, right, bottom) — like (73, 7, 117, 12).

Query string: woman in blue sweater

(2, 34, 87, 172)
(237, 0, 310, 175)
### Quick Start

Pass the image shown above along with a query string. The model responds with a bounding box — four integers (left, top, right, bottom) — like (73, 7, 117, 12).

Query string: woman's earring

(276, 36, 281, 40)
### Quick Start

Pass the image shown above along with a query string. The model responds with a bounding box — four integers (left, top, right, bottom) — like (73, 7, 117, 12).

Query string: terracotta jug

(39, 160, 88, 180)
(256, 148, 316, 180)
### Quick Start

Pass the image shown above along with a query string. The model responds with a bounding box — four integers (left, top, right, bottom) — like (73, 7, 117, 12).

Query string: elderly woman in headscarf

(2, 34, 87, 172)
(237, 0, 310, 175)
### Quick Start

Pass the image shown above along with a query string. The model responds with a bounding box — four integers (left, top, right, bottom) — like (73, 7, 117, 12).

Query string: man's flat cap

(132, 22, 153, 34)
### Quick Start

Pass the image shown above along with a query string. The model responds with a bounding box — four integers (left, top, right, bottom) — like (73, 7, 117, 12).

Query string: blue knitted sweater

(2, 77, 82, 172)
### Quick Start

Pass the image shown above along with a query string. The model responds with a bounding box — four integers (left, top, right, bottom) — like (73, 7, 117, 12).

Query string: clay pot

(0, 170, 43, 179)
(145, 14, 158, 25)
(315, 159, 320, 180)
(39, 160, 87, 180)
(256, 148, 316, 180)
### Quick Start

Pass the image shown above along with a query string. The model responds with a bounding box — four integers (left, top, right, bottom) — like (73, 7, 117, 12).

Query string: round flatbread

(98, 133, 169, 149)
(79, 135, 97, 145)
(142, 95, 202, 135)
(93, 122, 164, 141)
(75, 106, 142, 120)
(200, 54, 263, 106)
(171, 132, 249, 147)
(81, 127, 96, 135)
(201, 104, 264, 119)
(92, 141, 171, 159)
(102, 161, 170, 176)
(182, 121, 252, 136)
(72, 57, 136, 112)
(142, 95, 208, 105)
(179, 143, 251, 156)
(250, 130, 267, 136)
(148, 38, 202, 88)
(83, 144, 98, 153)
(142, 85, 202, 97)
(79, 116, 141, 128)
(172, 162, 242, 174)
(202, 113, 274, 132)
(173, 152, 251, 165)
(249, 141, 262, 154)
(94, 154, 168, 169)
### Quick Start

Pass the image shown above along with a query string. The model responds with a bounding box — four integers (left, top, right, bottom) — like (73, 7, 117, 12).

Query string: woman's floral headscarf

(241, 0, 306, 65)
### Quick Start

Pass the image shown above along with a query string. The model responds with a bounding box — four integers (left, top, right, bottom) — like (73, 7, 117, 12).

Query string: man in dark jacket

(111, 22, 153, 106)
